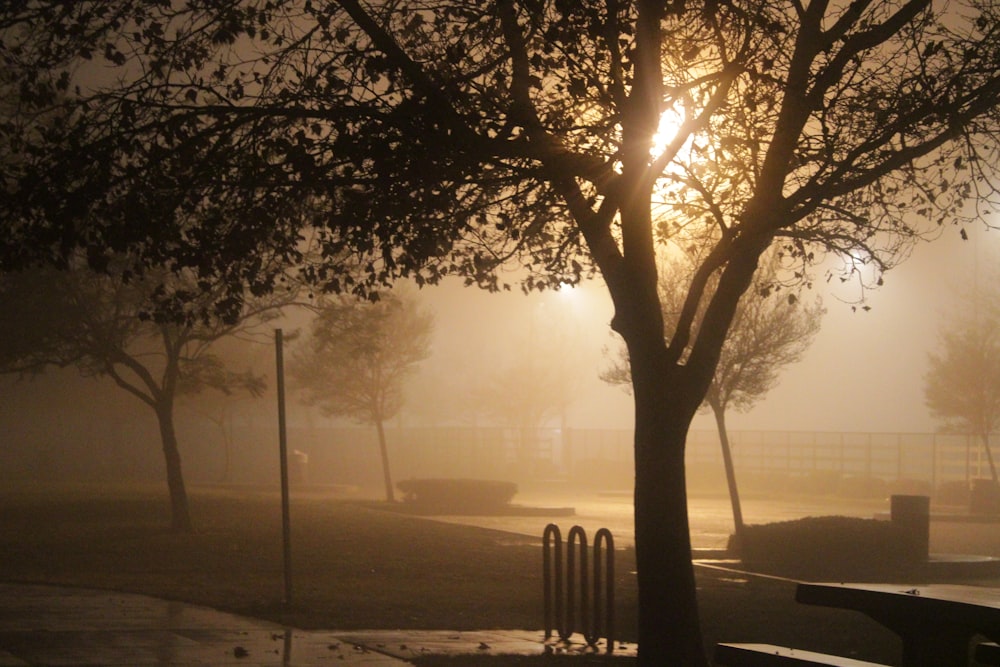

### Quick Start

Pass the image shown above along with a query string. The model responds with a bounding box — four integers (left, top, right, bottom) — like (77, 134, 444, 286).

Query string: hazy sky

(745, 224, 999, 434)
(3, 222, 992, 444)
(421, 224, 999, 436)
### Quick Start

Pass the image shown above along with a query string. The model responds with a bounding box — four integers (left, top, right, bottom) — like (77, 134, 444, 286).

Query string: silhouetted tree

(604, 251, 824, 548)
(290, 291, 433, 502)
(3, 3, 1000, 661)
(925, 279, 1000, 483)
(0, 258, 292, 531)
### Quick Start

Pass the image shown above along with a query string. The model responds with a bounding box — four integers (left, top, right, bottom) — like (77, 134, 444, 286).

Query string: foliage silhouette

(0, 258, 295, 530)
(290, 291, 433, 502)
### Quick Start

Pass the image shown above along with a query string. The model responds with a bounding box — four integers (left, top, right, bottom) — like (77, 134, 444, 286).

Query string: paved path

(0, 583, 635, 665)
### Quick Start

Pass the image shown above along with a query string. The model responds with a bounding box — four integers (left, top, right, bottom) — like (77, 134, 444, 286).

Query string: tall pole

(275, 329, 293, 605)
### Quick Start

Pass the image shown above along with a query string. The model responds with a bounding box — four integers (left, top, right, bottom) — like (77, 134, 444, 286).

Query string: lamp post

(275, 329, 293, 605)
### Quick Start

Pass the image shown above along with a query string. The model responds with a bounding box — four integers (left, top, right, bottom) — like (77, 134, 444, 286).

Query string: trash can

(890, 494, 929, 563)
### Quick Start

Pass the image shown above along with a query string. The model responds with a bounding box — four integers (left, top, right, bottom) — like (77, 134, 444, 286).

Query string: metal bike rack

(542, 523, 615, 653)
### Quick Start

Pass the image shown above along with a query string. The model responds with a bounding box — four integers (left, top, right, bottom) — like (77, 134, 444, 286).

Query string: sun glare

(650, 107, 686, 159)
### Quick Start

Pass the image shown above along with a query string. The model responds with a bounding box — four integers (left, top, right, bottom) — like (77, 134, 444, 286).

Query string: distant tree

(178, 338, 275, 484)
(0, 258, 293, 531)
(925, 285, 1000, 484)
(290, 291, 433, 502)
(470, 329, 582, 471)
(604, 251, 824, 547)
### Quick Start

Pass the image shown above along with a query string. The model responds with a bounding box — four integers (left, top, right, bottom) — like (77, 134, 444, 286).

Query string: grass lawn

(0, 483, 903, 664)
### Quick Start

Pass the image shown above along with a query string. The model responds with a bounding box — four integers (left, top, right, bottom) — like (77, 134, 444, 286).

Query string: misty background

(1, 224, 996, 494)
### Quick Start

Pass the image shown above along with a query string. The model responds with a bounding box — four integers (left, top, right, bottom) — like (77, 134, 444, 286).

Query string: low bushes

(935, 480, 972, 507)
(887, 478, 933, 498)
(971, 479, 1000, 515)
(569, 458, 634, 490)
(735, 516, 918, 581)
(396, 478, 518, 511)
(733, 471, 942, 501)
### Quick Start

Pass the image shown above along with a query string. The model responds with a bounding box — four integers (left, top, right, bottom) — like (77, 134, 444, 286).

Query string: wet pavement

(0, 583, 636, 666)
(2, 495, 996, 665)
(0, 583, 407, 665)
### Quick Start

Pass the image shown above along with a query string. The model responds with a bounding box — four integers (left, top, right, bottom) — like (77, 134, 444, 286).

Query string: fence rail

(685, 429, 995, 487)
(224, 424, 995, 490)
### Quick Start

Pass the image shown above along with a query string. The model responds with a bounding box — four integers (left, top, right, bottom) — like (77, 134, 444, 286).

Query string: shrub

(888, 478, 933, 497)
(935, 480, 971, 507)
(737, 471, 792, 496)
(837, 475, 887, 499)
(735, 516, 917, 581)
(396, 478, 518, 511)
(796, 470, 842, 496)
(971, 479, 1000, 515)
(569, 458, 634, 490)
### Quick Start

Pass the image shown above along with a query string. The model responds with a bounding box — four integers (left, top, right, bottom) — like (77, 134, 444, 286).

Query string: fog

(735, 225, 998, 434)
(1, 225, 997, 498)
(418, 223, 999, 435)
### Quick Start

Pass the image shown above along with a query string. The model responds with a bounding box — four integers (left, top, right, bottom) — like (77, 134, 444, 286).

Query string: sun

(650, 106, 686, 159)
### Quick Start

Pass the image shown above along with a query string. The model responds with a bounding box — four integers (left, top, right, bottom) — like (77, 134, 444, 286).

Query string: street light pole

(275, 328, 293, 605)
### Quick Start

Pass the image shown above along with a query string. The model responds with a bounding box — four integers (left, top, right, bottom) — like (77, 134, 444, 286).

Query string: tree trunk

(982, 432, 998, 484)
(220, 407, 233, 484)
(633, 374, 707, 666)
(711, 401, 745, 554)
(155, 401, 193, 532)
(375, 418, 395, 502)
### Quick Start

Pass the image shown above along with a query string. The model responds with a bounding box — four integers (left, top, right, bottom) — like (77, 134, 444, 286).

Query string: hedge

(396, 478, 518, 510)
(735, 516, 917, 580)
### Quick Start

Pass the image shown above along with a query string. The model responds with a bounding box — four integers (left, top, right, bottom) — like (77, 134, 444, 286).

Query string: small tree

(925, 288, 1000, 483)
(290, 291, 433, 502)
(0, 259, 292, 531)
(604, 252, 824, 547)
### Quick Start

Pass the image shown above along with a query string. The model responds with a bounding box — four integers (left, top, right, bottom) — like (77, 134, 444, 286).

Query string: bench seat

(977, 642, 1000, 665)
(714, 643, 889, 667)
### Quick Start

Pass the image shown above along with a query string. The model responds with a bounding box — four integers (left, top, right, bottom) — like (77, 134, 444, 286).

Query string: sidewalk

(0, 583, 636, 665)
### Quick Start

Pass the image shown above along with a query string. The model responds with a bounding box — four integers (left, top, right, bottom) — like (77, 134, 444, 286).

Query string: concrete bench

(714, 643, 890, 667)
(977, 642, 1000, 665)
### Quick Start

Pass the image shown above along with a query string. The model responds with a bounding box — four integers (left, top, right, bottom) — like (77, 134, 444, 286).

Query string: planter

(396, 478, 518, 511)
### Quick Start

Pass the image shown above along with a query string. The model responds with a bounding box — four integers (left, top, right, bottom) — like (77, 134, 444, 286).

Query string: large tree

(3, 2, 1000, 662)
(290, 291, 433, 502)
(604, 252, 825, 548)
(0, 259, 291, 531)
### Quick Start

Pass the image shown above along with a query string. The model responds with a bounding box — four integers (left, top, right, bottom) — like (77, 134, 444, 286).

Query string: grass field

(0, 483, 916, 664)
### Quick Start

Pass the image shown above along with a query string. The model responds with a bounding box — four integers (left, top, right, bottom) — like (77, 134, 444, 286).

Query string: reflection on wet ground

(422, 491, 1000, 558)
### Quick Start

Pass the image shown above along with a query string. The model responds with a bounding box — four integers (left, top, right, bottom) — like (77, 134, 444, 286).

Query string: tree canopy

(925, 271, 1000, 483)
(604, 251, 825, 410)
(3, 1, 1000, 662)
(5, 2, 998, 305)
(290, 290, 433, 501)
(0, 257, 294, 530)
